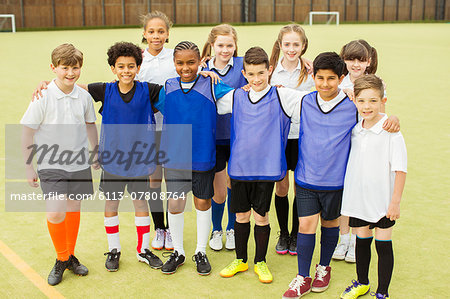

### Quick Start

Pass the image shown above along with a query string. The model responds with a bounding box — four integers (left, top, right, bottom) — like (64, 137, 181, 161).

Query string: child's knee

(275, 178, 289, 196)
(253, 212, 269, 226)
(236, 211, 251, 223)
(194, 197, 211, 211)
(47, 212, 66, 224)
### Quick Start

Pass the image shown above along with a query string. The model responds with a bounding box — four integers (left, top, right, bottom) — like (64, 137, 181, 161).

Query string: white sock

(104, 216, 121, 252)
(350, 233, 357, 244)
(135, 216, 151, 253)
(195, 207, 211, 254)
(340, 232, 351, 244)
(168, 212, 185, 256)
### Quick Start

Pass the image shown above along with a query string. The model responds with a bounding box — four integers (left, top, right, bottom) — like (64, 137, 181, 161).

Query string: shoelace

(143, 249, 157, 258)
(225, 259, 242, 270)
(69, 255, 80, 267)
(256, 262, 269, 274)
(54, 260, 67, 275)
(370, 292, 388, 299)
(211, 230, 222, 239)
(104, 251, 118, 261)
(335, 242, 348, 252)
(156, 229, 165, 241)
(162, 251, 177, 261)
(315, 265, 327, 281)
(165, 229, 172, 243)
(226, 229, 234, 237)
(288, 276, 305, 291)
(345, 280, 360, 292)
(192, 252, 206, 264)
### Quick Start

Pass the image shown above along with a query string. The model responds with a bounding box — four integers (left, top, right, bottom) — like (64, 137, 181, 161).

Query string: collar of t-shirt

(248, 84, 272, 103)
(143, 47, 171, 62)
(317, 89, 347, 112)
(354, 114, 387, 135)
(208, 56, 234, 75)
(51, 79, 79, 100)
(275, 57, 302, 74)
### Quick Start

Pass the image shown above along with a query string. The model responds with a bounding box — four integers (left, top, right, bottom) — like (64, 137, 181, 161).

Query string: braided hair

(173, 41, 200, 59)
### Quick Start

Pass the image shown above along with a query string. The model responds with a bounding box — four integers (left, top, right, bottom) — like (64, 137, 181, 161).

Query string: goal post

(308, 11, 339, 26)
(0, 14, 16, 33)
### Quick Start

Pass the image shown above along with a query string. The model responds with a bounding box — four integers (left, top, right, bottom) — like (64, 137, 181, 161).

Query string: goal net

(0, 14, 16, 33)
(308, 11, 339, 26)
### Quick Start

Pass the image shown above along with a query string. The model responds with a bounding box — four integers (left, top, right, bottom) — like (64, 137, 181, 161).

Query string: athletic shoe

(219, 259, 248, 278)
(151, 228, 165, 250)
(345, 240, 356, 263)
(192, 252, 211, 275)
(67, 255, 88, 276)
(225, 229, 235, 250)
(276, 231, 289, 254)
(311, 264, 331, 292)
(289, 234, 297, 255)
(47, 259, 69, 286)
(137, 248, 163, 269)
(282, 275, 312, 298)
(164, 228, 174, 251)
(104, 248, 121, 272)
(332, 240, 349, 260)
(161, 251, 185, 274)
(340, 280, 370, 298)
(254, 261, 273, 283)
(209, 230, 223, 251)
(370, 292, 389, 299)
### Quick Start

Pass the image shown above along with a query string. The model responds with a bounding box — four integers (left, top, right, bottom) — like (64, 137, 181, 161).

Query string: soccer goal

(308, 11, 339, 26)
(0, 14, 16, 33)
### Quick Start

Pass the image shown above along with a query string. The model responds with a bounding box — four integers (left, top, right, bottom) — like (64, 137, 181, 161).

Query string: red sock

(65, 211, 80, 256)
(47, 219, 69, 261)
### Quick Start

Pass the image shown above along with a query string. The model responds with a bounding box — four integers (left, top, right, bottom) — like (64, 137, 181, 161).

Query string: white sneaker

(332, 240, 349, 260)
(164, 228, 173, 250)
(151, 228, 165, 250)
(209, 230, 223, 251)
(345, 239, 356, 263)
(225, 229, 235, 250)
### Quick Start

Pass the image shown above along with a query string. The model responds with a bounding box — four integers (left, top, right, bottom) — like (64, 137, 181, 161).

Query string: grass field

(0, 23, 449, 298)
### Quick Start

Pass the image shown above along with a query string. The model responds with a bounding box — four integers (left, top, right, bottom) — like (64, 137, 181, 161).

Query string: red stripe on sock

(136, 225, 150, 253)
(105, 225, 119, 234)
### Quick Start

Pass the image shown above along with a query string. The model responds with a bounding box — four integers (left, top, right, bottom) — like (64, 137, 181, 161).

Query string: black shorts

(165, 168, 215, 200)
(215, 144, 230, 173)
(99, 170, 150, 199)
(349, 216, 395, 229)
(230, 180, 275, 217)
(285, 139, 299, 171)
(38, 167, 93, 199)
(295, 185, 342, 220)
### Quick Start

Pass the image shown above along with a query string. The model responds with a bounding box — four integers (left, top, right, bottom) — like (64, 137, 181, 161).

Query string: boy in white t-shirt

(21, 44, 99, 286)
(339, 75, 407, 299)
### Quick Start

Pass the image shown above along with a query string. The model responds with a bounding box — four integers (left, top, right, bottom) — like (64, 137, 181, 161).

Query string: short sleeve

(20, 94, 46, 129)
(87, 83, 105, 103)
(390, 132, 407, 173)
(84, 95, 97, 123)
(147, 82, 163, 105)
(153, 87, 166, 114)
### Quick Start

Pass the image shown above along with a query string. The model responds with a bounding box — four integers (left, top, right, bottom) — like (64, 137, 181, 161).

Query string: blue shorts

(295, 185, 342, 220)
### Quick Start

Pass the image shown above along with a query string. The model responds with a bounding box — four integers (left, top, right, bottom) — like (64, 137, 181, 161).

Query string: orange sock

(65, 211, 80, 256)
(47, 219, 70, 261)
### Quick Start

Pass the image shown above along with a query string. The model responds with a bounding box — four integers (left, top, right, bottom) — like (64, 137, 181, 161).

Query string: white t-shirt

(270, 58, 315, 139)
(208, 56, 234, 75)
(20, 80, 96, 171)
(339, 74, 353, 90)
(341, 114, 407, 223)
(136, 47, 178, 130)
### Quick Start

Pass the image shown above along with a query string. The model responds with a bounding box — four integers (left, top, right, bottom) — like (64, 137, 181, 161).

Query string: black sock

(234, 221, 250, 263)
(254, 224, 271, 263)
(291, 197, 299, 236)
(375, 240, 394, 296)
(356, 236, 373, 285)
(148, 187, 165, 229)
(275, 195, 289, 236)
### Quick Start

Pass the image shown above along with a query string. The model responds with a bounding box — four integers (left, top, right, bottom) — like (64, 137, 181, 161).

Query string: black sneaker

(104, 248, 121, 272)
(192, 252, 211, 276)
(275, 232, 289, 255)
(288, 234, 298, 255)
(48, 259, 69, 286)
(161, 251, 185, 274)
(67, 255, 89, 276)
(137, 248, 163, 269)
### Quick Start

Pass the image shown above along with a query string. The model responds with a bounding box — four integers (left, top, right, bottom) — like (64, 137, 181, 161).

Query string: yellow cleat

(340, 280, 370, 298)
(219, 259, 248, 278)
(254, 261, 273, 283)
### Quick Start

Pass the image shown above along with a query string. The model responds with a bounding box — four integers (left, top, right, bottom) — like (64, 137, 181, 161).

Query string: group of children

(21, 10, 406, 299)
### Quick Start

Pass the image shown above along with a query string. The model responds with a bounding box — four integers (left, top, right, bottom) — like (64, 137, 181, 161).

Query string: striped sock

(104, 216, 121, 252)
(135, 216, 151, 253)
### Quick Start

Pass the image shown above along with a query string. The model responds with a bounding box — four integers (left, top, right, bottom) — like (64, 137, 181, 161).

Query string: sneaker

(164, 228, 173, 250)
(161, 251, 185, 274)
(219, 259, 248, 278)
(104, 248, 121, 272)
(345, 240, 356, 263)
(311, 264, 331, 292)
(67, 255, 88, 276)
(282, 275, 312, 299)
(225, 229, 235, 250)
(332, 240, 349, 260)
(288, 234, 297, 255)
(192, 252, 211, 275)
(254, 261, 273, 283)
(209, 230, 223, 251)
(370, 292, 389, 299)
(48, 259, 69, 286)
(340, 280, 370, 298)
(151, 228, 165, 250)
(137, 248, 163, 269)
(276, 232, 290, 254)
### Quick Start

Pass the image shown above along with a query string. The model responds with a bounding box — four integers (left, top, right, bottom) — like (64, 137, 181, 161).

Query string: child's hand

(200, 56, 211, 68)
(386, 201, 400, 221)
(26, 167, 39, 188)
(91, 154, 101, 170)
(383, 115, 400, 133)
(301, 57, 314, 74)
(241, 84, 251, 92)
(199, 71, 221, 84)
(32, 81, 51, 101)
(343, 88, 355, 102)
(274, 84, 284, 88)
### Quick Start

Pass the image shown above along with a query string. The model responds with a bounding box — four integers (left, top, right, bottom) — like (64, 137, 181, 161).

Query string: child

(157, 41, 232, 275)
(201, 24, 247, 251)
(282, 52, 400, 298)
(21, 44, 98, 285)
(136, 10, 178, 252)
(339, 75, 406, 299)
(333, 39, 380, 263)
(269, 23, 314, 256)
(217, 47, 312, 284)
